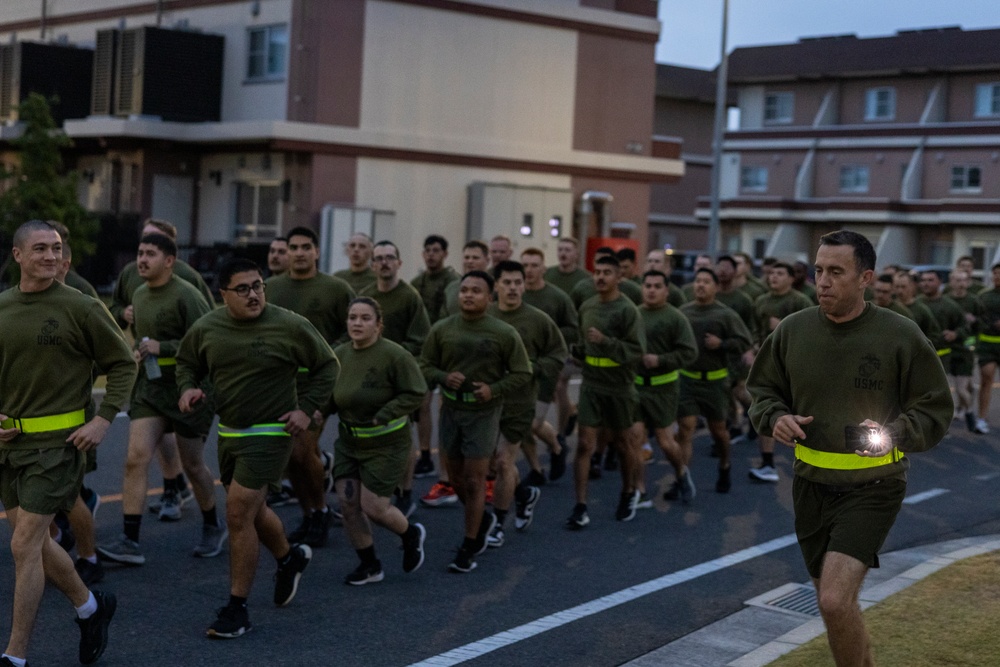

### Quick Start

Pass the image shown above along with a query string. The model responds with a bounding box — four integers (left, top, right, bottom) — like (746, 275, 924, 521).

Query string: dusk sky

(656, 0, 1000, 68)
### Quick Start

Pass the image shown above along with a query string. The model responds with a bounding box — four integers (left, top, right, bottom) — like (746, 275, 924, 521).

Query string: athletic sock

(228, 594, 248, 609)
(123, 514, 142, 542)
(76, 591, 98, 619)
(762, 452, 774, 467)
(176, 472, 189, 491)
(514, 483, 531, 504)
(1, 654, 26, 667)
(202, 506, 219, 528)
(494, 509, 507, 525)
(419, 450, 431, 462)
(400, 523, 419, 542)
(163, 477, 178, 493)
(462, 536, 477, 552)
(84, 554, 98, 564)
(356, 545, 378, 566)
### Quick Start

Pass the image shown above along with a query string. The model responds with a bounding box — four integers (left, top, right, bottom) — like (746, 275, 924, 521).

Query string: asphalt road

(2, 388, 1000, 666)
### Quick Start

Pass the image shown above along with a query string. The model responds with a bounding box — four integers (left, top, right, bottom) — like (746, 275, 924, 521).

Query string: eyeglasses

(372, 255, 398, 264)
(221, 281, 265, 297)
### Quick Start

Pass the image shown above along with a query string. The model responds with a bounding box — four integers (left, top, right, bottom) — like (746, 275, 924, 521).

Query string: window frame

(839, 165, 871, 194)
(234, 181, 283, 241)
(974, 83, 1000, 118)
(246, 24, 288, 83)
(740, 165, 769, 193)
(763, 92, 794, 125)
(864, 87, 896, 121)
(950, 165, 983, 194)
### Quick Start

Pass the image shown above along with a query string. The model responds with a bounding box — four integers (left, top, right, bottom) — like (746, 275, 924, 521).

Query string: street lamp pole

(707, 0, 729, 257)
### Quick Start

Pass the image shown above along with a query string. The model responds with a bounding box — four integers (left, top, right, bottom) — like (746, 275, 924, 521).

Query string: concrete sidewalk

(623, 534, 1000, 667)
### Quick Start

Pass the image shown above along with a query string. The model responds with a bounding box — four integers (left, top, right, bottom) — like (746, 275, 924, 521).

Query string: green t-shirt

(679, 301, 753, 373)
(544, 266, 590, 296)
(738, 275, 768, 301)
(753, 290, 814, 344)
(411, 267, 459, 324)
(332, 337, 426, 430)
(920, 295, 968, 352)
(795, 282, 819, 304)
(265, 272, 354, 345)
(900, 298, 943, 348)
(420, 313, 532, 411)
(523, 283, 579, 346)
(576, 294, 646, 391)
(748, 304, 952, 485)
(977, 288, 1000, 337)
(716, 287, 756, 336)
(634, 304, 698, 387)
(333, 267, 377, 295)
(111, 259, 214, 330)
(176, 304, 337, 428)
(490, 302, 567, 406)
(359, 280, 430, 357)
(667, 285, 686, 308)
(0, 281, 136, 449)
(65, 271, 99, 299)
(133, 275, 213, 379)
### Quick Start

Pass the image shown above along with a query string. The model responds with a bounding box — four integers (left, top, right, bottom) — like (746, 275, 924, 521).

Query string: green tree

(0, 92, 97, 258)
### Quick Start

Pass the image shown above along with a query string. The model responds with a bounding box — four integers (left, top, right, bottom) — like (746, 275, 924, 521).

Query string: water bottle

(142, 337, 162, 380)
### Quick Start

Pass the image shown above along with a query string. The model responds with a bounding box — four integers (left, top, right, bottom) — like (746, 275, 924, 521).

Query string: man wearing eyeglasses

(360, 240, 431, 516)
(265, 226, 354, 548)
(177, 257, 337, 638)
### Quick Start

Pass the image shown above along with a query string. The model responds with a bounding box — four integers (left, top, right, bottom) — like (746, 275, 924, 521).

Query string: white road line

(902, 488, 950, 505)
(974, 472, 1000, 481)
(406, 533, 798, 667)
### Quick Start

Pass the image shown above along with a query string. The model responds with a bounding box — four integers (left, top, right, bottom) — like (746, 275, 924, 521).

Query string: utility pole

(707, 0, 729, 257)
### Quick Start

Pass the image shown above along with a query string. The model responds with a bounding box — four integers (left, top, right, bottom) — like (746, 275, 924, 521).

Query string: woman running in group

(332, 297, 428, 584)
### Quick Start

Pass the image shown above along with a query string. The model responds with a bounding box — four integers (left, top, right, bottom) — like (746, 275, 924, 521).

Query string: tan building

(0, 0, 682, 283)
(706, 26, 1000, 273)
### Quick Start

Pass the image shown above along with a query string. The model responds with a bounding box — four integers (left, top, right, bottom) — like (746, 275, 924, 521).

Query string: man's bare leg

(814, 552, 874, 667)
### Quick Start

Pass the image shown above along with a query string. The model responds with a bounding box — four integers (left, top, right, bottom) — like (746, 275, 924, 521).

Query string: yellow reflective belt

(585, 356, 620, 368)
(0, 409, 87, 433)
(297, 367, 309, 374)
(979, 334, 1000, 344)
(680, 368, 729, 381)
(348, 416, 409, 438)
(441, 389, 477, 403)
(794, 444, 903, 470)
(157, 357, 177, 366)
(635, 371, 679, 386)
(936, 348, 951, 357)
(217, 422, 290, 438)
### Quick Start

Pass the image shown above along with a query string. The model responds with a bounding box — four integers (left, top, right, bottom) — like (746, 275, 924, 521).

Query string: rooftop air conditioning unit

(0, 41, 93, 123)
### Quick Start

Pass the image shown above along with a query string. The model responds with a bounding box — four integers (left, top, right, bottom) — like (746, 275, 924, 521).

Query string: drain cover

(745, 583, 821, 618)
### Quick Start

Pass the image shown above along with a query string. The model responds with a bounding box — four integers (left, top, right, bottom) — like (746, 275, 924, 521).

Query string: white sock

(76, 591, 97, 619)
(2, 654, 27, 667)
(85, 554, 98, 564)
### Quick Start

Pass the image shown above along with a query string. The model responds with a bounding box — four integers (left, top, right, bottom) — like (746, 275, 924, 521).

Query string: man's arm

(658, 312, 699, 370)
(83, 301, 137, 422)
(747, 331, 792, 437)
(888, 334, 953, 453)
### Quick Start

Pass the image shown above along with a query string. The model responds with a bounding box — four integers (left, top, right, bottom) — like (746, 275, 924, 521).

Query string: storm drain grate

(746, 583, 821, 618)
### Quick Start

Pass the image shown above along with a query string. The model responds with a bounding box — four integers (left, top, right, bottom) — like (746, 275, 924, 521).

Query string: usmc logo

(855, 354, 883, 391)
(38, 318, 62, 345)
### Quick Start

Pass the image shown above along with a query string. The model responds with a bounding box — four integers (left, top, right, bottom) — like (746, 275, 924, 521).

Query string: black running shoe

(473, 511, 497, 556)
(565, 503, 590, 530)
(287, 513, 312, 544)
(77, 591, 116, 665)
(525, 469, 547, 487)
(401, 523, 426, 574)
(715, 466, 732, 494)
(514, 486, 541, 531)
(615, 490, 639, 522)
(414, 455, 436, 478)
(448, 546, 477, 573)
(206, 603, 251, 639)
(663, 480, 682, 501)
(75, 558, 105, 586)
(550, 437, 568, 481)
(303, 509, 332, 548)
(344, 560, 385, 586)
(273, 544, 312, 606)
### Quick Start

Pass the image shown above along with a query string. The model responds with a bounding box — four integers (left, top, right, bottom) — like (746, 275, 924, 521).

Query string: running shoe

(393, 491, 417, 519)
(96, 535, 146, 565)
(273, 544, 312, 607)
(320, 450, 335, 494)
(193, 521, 229, 558)
(748, 465, 779, 483)
(266, 489, 297, 507)
(663, 480, 682, 501)
(550, 437, 568, 481)
(974, 418, 990, 434)
(287, 513, 313, 544)
(716, 466, 732, 494)
(473, 510, 497, 555)
(303, 509, 333, 548)
(157, 489, 182, 522)
(514, 486, 541, 531)
(81, 486, 101, 519)
(680, 470, 697, 503)
(525, 469, 547, 487)
(401, 523, 426, 573)
(486, 524, 505, 549)
(344, 560, 384, 586)
(75, 558, 105, 586)
(148, 486, 194, 514)
(615, 490, 639, 522)
(565, 503, 590, 530)
(635, 492, 654, 509)
(77, 591, 116, 665)
(420, 481, 458, 507)
(206, 603, 251, 639)
(965, 411, 977, 432)
(414, 455, 436, 478)
(448, 546, 477, 573)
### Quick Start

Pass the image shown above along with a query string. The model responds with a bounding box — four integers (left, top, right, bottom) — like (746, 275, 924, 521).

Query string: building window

(247, 25, 288, 81)
(951, 165, 982, 193)
(740, 166, 768, 192)
(864, 87, 895, 121)
(974, 83, 1000, 118)
(234, 182, 281, 240)
(764, 92, 794, 124)
(839, 165, 870, 193)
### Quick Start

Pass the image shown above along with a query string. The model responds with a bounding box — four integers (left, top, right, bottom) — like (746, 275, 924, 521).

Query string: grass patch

(771, 551, 1000, 666)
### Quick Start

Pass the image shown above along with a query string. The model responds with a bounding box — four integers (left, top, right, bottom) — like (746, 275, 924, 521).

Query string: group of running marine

(3, 216, 998, 664)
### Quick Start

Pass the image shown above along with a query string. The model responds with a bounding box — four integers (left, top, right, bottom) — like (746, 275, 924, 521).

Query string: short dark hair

(595, 254, 620, 268)
(696, 267, 719, 284)
(139, 233, 177, 257)
(13, 220, 58, 248)
(493, 260, 525, 280)
(373, 240, 399, 258)
(424, 234, 448, 251)
(819, 230, 876, 273)
(218, 258, 261, 289)
(464, 240, 489, 256)
(142, 218, 178, 240)
(762, 256, 778, 267)
(920, 269, 941, 280)
(594, 246, 615, 257)
(616, 248, 636, 263)
(770, 261, 794, 276)
(992, 262, 1000, 272)
(716, 255, 737, 269)
(270, 236, 288, 245)
(877, 273, 894, 285)
(641, 269, 669, 284)
(349, 296, 383, 323)
(461, 269, 494, 291)
(286, 226, 319, 245)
